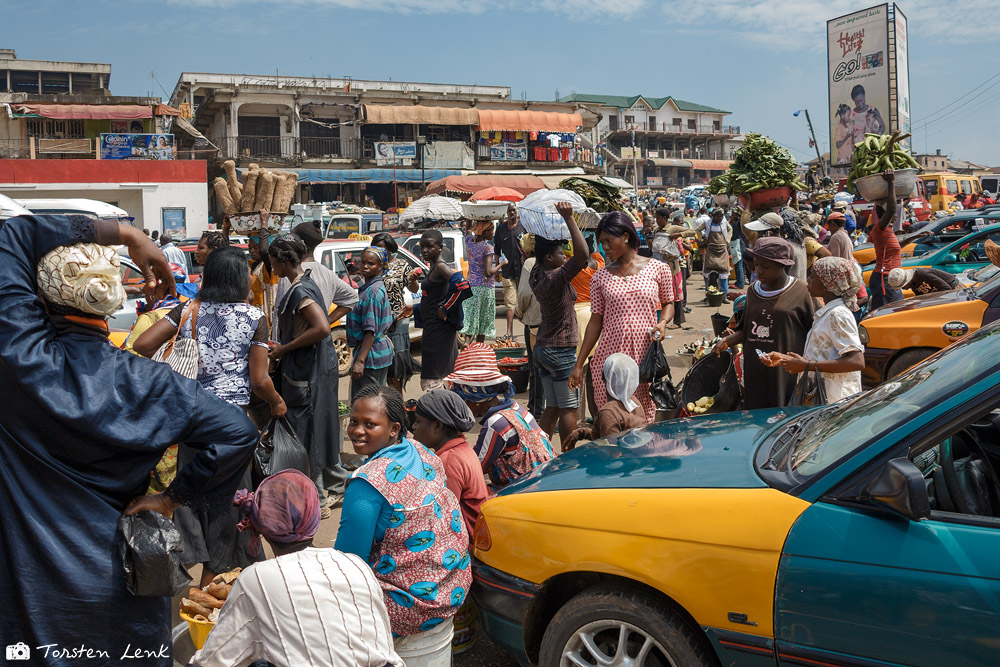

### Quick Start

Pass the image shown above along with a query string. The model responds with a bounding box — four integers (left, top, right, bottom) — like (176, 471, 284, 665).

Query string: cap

(826, 211, 847, 223)
(745, 237, 795, 266)
(745, 212, 783, 232)
(832, 201, 847, 210)
(887, 268, 914, 289)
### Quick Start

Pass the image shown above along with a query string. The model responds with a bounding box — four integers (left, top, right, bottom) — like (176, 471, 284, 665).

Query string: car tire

(887, 347, 938, 381)
(538, 586, 714, 667)
(331, 327, 352, 377)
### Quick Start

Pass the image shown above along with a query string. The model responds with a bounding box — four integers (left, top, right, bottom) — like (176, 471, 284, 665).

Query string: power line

(911, 70, 1000, 126)
(913, 76, 1000, 133)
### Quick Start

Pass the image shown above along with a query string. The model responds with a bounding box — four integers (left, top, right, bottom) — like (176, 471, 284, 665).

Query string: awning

(426, 174, 546, 196)
(269, 168, 461, 184)
(647, 158, 693, 168)
(602, 176, 635, 189)
(362, 104, 478, 126)
(689, 159, 732, 171)
(153, 104, 182, 117)
(476, 110, 582, 133)
(10, 104, 152, 120)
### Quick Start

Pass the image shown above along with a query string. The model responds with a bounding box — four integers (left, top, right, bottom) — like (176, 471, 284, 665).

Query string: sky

(5, 0, 1000, 167)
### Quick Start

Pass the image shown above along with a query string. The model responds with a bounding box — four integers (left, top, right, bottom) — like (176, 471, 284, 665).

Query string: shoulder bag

(151, 300, 201, 380)
(789, 366, 827, 407)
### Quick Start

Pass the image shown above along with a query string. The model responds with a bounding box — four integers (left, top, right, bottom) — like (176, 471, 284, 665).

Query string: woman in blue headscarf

(0, 214, 258, 666)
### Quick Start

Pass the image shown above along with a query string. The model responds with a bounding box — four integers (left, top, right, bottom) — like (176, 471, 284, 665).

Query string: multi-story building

(914, 150, 950, 172)
(169, 72, 603, 209)
(0, 49, 208, 234)
(559, 93, 742, 189)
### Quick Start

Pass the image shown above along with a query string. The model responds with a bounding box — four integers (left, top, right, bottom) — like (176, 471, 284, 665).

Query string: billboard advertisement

(893, 4, 911, 151)
(827, 5, 890, 166)
(373, 141, 415, 166)
(100, 134, 174, 160)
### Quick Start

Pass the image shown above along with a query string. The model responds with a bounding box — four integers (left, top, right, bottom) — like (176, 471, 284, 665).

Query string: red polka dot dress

(590, 259, 674, 422)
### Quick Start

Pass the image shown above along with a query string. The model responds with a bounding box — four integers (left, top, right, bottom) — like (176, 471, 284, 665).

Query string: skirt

(460, 286, 497, 338)
(388, 317, 420, 387)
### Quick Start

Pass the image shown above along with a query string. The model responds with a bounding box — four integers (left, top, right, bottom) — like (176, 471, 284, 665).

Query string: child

(713, 237, 815, 409)
(562, 353, 646, 450)
(411, 390, 488, 538)
(446, 343, 554, 490)
(462, 220, 506, 343)
(347, 247, 394, 398)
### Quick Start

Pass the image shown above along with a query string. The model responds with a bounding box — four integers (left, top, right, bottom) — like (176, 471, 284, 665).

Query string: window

(925, 180, 939, 196)
(713, 120, 721, 131)
(608, 115, 618, 131)
(672, 118, 682, 127)
(648, 116, 656, 131)
(238, 116, 280, 137)
(25, 119, 85, 138)
(624, 115, 635, 128)
(960, 180, 974, 195)
(947, 180, 959, 195)
(300, 117, 341, 157)
(687, 119, 697, 130)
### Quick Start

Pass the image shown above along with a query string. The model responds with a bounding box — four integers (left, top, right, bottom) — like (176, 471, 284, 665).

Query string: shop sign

(489, 144, 528, 161)
(646, 177, 663, 186)
(942, 321, 970, 338)
(101, 133, 174, 160)
(374, 142, 416, 166)
(162, 207, 186, 238)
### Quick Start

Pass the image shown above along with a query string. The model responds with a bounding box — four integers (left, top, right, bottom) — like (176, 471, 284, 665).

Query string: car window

(947, 180, 959, 195)
(960, 180, 974, 195)
(924, 180, 938, 196)
(320, 250, 333, 271)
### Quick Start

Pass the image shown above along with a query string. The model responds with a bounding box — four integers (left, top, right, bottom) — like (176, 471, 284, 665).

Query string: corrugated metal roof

(558, 94, 729, 115)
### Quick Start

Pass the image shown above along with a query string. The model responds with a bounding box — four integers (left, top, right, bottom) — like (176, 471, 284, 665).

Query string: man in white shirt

(191, 470, 403, 667)
(159, 232, 186, 267)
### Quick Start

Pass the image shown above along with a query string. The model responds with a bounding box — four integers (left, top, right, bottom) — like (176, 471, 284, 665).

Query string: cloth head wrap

(416, 389, 476, 432)
(451, 380, 515, 404)
(812, 256, 863, 312)
(234, 469, 320, 556)
(603, 353, 640, 413)
(365, 246, 390, 276)
(36, 243, 125, 316)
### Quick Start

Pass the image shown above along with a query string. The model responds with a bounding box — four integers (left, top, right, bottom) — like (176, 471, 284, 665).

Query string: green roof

(559, 93, 730, 115)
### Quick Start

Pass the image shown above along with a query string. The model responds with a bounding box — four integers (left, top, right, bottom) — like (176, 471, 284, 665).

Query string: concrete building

(169, 72, 603, 210)
(914, 150, 949, 172)
(559, 93, 742, 189)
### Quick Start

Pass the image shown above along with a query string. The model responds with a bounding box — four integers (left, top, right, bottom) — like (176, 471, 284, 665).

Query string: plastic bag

(516, 189, 588, 240)
(789, 368, 827, 407)
(639, 340, 670, 384)
(650, 377, 679, 415)
(119, 510, 192, 597)
(251, 417, 311, 489)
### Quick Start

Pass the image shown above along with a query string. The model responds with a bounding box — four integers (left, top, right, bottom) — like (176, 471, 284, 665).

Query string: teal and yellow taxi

(472, 321, 1000, 667)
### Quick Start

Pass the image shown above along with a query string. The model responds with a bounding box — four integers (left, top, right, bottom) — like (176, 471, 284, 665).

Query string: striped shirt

(347, 277, 394, 369)
(190, 548, 403, 667)
(474, 401, 544, 487)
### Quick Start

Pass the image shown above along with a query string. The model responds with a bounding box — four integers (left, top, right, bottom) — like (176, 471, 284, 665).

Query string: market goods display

(558, 177, 625, 212)
(846, 131, 919, 201)
(180, 568, 241, 624)
(517, 189, 589, 240)
(686, 396, 715, 414)
(712, 133, 805, 197)
(490, 338, 522, 349)
(213, 161, 299, 217)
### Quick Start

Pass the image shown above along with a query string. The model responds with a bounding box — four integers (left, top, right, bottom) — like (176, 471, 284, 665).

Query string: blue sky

(6, 0, 999, 167)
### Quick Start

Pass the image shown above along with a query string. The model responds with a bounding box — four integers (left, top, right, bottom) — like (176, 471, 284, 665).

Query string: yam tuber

(269, 172, 288, 212)
(213, 177, 237, 215)
(240, 169, 259, 213)
(273, 171, 299, 214)
(254, 172, 276, 211)
(223, 160, 242, 204)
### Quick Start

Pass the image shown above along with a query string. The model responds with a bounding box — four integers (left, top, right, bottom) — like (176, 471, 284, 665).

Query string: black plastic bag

(639, 340, 670, 384)
(650, 377, 680, 415)
(119, 510, 192, 597)
(252, 416, 311, 489)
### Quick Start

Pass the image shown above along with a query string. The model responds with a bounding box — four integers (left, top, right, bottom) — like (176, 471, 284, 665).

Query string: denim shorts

(533, 345, 580, 409)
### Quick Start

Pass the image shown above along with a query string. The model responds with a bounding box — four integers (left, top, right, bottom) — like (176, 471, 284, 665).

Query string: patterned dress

(474, 402, 555, 489)
(461, 235, 497, 339)
(352, 439, 472, 637)
(590, 260, 674, 422)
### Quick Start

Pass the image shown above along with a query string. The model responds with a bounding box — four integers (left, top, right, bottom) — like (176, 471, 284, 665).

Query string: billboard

(100, 134, 174, 160)
(827, 4, 890, 166)
(373, 141, 415, 166)
(892, 5, 911, 151)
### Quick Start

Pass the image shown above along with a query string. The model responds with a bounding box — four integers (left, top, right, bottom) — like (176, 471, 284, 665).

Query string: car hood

(866, 287, 979, 317)
(500, 409, 801, 495)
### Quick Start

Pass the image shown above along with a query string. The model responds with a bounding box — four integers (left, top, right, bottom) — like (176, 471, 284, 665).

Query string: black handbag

(789, 367, 828, 407)
(639, 339, 670, 384)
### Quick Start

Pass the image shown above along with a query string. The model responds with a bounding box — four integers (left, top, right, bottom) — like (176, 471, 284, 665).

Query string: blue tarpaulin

(237, 168, 461, 184)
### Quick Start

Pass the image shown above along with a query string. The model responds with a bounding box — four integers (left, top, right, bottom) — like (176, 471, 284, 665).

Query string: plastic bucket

(707, 292, 726, 307)
(710, 313, 730, 337)
(739, 186, 792, 210)
(179, 611, 215, 650)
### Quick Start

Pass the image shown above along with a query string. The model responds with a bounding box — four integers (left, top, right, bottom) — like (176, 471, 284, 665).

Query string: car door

(775, 389, 1000, 667)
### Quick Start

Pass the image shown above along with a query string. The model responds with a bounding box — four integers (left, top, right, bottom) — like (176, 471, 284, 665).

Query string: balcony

(0, 137, 97, 159)
(474, 142, 602, 168)
(216, 136, 362, 163)
(605, 123, 741, 138)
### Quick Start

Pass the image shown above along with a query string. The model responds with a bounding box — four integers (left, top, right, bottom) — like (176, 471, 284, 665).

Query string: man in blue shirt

(833, 201, 856, 234)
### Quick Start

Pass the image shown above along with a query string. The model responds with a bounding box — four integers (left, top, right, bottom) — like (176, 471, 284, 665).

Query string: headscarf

(812, 256, 863, 312)
(415, 389, 476, 432)
(603, 353, 639, 413)
(234, 469, 320, 556)
(450, 380, 515, 405)
(779, 208, 805, 246)
(365, 246, 390, 277)
(36, 243, 125, 316)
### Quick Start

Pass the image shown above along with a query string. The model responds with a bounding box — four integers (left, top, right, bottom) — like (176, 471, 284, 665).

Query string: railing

(609, 123, 740, 135)
(0, 137, 97, 159)
(300, 136, 360, 160)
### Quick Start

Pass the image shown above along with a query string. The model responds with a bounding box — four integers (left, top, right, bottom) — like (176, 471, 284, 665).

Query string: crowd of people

(0, 170, 968, 665)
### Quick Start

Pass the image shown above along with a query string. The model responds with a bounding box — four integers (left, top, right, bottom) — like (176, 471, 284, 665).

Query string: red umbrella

(471, 186, 525, 202)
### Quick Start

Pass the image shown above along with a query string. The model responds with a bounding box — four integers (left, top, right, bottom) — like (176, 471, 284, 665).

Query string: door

(775, 393, 1000, 666)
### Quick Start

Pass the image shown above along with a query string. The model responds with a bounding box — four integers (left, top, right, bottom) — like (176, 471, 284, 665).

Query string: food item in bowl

(205, 581, 232, 601)
(189, 587, 225, 609)
(240, 170, 259, 212)
(254, 172, 276, 211)
(181, 597, 214, 618)
(223, 160, 242, 204)
(213, 178, 237, 216)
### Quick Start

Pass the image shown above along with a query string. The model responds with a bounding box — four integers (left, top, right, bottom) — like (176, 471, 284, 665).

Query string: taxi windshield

(760, 324, 1000, 487)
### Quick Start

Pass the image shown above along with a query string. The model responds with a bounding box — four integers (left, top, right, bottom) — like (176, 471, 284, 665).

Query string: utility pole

(803, 109, 826, 178)
(631, 125, 638, 193)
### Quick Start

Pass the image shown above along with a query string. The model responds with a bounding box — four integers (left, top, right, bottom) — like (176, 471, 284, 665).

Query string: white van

(0, 193, 31, 224)
(15, 198, 133, 222)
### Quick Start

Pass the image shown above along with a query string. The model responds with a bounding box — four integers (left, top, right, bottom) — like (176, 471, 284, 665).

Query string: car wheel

(331, 327, 352, 377)
(539, 587, 714, 667)
(887, 347, 938, 381)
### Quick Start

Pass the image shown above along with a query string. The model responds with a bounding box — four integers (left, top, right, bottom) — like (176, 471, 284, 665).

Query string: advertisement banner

(646, 176, 663, 186)
(489, 144, 528, 162)
(893, 4, 911, 150)
(827, 5, 890, 166)
(100, 134, 175, 160)
(374, 142, 415, 166)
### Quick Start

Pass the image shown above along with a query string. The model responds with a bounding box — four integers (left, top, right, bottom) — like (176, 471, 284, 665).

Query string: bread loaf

(188, 587, 224, 610)
(181, 598, 213, 619)
(205, 582, 232, 601)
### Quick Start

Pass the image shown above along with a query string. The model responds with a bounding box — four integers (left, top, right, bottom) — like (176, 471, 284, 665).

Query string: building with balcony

(560, 93, 743, 189)
(169, 72, 603, 210)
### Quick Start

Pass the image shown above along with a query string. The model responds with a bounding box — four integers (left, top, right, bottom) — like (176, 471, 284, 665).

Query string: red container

(548, 147, 560, 162)
(739, 186, 792, 210)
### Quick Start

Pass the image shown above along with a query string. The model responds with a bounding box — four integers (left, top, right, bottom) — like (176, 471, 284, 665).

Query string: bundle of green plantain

(558, 177, 624, 211)
(846, 131, 918, 192)
(723, 133, 805, 195)
(706, 174, 731, 195)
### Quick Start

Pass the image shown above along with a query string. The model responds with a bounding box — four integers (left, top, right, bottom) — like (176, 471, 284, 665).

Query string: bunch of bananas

(847, 131, 918, 192)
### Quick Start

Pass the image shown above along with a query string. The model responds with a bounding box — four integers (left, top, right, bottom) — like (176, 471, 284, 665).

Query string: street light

(793, 109, 826, 178)
(417, 135, 427, 196)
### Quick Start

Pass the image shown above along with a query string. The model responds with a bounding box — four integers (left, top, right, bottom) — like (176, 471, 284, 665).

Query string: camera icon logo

(6, 642, 31, 660)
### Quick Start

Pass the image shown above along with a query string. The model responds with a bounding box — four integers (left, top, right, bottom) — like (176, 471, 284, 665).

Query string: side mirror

(943, 254, 959, 263)
(863, 458, 931, 521)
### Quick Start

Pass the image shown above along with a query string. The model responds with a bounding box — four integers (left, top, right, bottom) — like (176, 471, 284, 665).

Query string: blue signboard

(100, 134, 175, 160)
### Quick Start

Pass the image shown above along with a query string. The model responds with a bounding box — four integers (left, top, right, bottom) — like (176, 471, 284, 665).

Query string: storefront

(475, 110, 583, 165)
